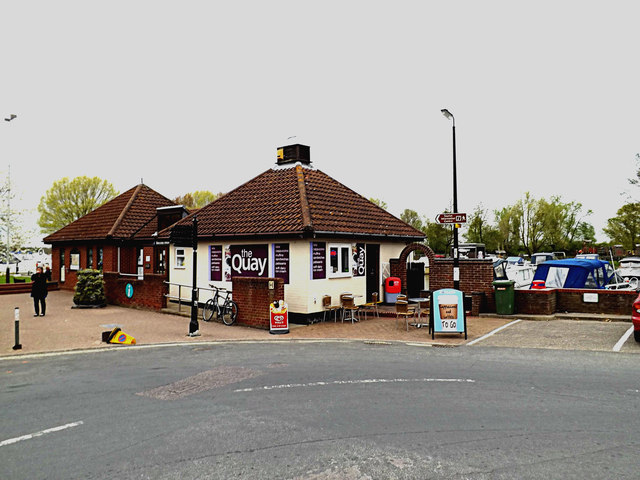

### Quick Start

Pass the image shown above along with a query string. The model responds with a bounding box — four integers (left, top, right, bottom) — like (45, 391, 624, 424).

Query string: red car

(633, 293, 640, 343)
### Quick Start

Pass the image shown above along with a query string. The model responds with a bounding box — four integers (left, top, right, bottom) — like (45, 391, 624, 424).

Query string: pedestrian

(44, 264, 52, 281)
(31, 266, 48, 317)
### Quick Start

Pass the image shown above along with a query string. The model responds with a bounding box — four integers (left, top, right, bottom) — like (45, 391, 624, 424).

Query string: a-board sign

(270, 301, 289, 334)
(431, 288, 467, 339)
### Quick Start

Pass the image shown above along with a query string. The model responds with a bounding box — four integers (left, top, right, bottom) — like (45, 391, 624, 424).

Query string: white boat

(616, 256, 640, 282)
(505, 264, 535, 289)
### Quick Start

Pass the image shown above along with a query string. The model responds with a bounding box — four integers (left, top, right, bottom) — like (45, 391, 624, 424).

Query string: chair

(341, 295, 359, 324)
(397, 294, 408, 302)
(395, 300, 415, 331)
(360, 292, 381, 320)
(322, 295, 341, 322)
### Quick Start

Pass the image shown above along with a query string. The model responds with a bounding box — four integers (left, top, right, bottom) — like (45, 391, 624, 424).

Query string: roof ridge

(108, 184, 143, 237)
(296, 164, 313, 231)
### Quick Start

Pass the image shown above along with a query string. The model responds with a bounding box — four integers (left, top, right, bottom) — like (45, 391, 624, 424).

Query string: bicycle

(202, 286, 239, 325)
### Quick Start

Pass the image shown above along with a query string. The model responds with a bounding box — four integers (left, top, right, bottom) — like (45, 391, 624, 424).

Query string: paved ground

(1, 290, 512, 357)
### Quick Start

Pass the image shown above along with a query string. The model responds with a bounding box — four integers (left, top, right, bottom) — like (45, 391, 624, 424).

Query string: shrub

(73, 269, 106, 306)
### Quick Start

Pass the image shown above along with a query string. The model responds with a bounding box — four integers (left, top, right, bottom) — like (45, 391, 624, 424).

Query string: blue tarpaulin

(531, 259, 611, 289)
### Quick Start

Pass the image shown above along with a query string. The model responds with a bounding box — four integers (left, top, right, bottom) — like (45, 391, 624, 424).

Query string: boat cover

(531, 259, 611, 289)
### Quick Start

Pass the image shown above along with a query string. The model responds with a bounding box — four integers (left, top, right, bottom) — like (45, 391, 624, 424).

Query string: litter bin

(493, 279, 515, 315)
(385, 277, 401, 303)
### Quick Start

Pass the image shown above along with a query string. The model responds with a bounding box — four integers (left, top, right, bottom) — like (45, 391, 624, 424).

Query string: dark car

(633, 293, 640, 343)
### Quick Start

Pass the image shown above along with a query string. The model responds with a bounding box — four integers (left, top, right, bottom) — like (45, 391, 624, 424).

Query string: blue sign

(125, 283, 134, 299)
(432, 289, 466, 339)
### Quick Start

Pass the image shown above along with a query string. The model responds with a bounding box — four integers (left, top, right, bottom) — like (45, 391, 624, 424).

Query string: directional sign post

(435, 213, 467, 224)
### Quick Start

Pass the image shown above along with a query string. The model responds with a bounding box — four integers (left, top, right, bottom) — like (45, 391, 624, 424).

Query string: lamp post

(441, 108, 460, 290)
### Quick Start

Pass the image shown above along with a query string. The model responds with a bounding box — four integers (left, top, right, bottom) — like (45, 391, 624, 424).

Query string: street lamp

(441, 108, 460, 290)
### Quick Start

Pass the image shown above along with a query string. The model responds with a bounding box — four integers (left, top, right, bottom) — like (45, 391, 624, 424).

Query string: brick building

(159, 144, 427, 325)
(43, 184, 188, 309)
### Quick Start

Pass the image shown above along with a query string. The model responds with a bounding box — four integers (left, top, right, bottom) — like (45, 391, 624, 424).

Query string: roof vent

(276, 144, 310, 166)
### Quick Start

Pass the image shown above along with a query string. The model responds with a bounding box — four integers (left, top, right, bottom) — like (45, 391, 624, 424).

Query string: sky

(2, 1, 639, 248)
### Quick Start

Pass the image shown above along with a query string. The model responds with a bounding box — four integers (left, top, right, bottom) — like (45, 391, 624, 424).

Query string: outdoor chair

(360, 292, 382, 320)
(322, 295, 341, 322)
(395, 300, 415, 331)
(341, 295, 359, 324)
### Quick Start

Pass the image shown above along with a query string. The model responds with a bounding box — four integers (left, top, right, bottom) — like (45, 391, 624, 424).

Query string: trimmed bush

(73, 269, 106, 306)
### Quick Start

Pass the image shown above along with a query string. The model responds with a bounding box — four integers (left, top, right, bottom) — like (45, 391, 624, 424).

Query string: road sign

(435, 213, 467, 224)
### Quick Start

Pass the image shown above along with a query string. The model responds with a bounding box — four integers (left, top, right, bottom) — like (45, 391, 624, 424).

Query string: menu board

(273, 243, 290, 284)
(311, 242, 326, 279)
(210, 245, 223, 281)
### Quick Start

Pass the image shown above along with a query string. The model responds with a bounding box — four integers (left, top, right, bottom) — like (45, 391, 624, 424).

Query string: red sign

(435, 213, 467, 224)
(270, 301, 289, 334)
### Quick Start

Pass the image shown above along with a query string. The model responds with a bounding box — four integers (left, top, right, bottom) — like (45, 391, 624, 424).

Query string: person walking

(31, 266, 48, 317)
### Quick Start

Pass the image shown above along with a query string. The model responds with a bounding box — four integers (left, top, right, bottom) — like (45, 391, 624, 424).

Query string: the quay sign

(230, 245, 269, 278)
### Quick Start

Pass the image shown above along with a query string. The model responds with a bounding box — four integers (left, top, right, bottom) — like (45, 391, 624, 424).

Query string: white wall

(167, 239, 410, 314)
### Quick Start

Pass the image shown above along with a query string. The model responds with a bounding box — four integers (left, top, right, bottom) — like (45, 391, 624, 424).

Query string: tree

(400, 209, 423, 232)
(424, 219, 452, 255)
(603, 203, 640, 251)
(37, 177, 118, 234)
(494, 206, 522, 255)
(173, 190, 222, 209)
(538, 196, 593, 252)
(369, 198, 388, 210)
(464, 204, 502, 252)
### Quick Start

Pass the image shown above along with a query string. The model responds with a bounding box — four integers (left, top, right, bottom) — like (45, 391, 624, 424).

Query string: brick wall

(516, 288, 635, 315)
(103, 272, 168, 310)
(430, 258, 496, 313)
(232, 277, 285, 330)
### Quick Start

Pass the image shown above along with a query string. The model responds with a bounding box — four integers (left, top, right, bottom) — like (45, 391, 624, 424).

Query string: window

(328, 244, 352, 278)
(59, 249, 65, 282)
(175, 248, 186, 268)
(97, 247, 103, 271)
(87, 248, 93, 269)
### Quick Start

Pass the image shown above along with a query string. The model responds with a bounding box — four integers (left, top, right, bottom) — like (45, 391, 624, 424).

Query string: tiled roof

(43, 184, 177, 243)
(162, 165, 425, 240)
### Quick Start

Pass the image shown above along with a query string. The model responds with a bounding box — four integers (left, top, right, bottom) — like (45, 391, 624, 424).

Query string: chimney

(276, 144, 311, 166)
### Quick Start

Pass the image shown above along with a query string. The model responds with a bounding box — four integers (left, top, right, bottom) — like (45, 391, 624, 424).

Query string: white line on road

(234, 378, 475, 393)
(613, 326, 634, 352)
(466, 319, 522, 346)
(0, 421, 83, 447)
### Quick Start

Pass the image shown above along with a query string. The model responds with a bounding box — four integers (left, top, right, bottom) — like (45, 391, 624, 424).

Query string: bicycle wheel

(202, 298, 216, 322)
(221, 300, 238, 326)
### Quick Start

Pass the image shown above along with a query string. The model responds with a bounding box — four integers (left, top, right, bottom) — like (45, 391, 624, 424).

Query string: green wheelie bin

(493, 279, 515, 315)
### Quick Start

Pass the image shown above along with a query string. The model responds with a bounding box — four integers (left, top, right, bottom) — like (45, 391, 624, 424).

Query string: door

(407, 262, 425, 298)
(365, 244, 380, 302)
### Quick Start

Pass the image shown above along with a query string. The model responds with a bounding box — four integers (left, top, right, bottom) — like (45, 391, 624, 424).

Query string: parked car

(633, 293, 640, 343)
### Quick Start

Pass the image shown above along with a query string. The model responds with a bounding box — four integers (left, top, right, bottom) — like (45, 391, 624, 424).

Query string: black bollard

(13, 307, 22, 350)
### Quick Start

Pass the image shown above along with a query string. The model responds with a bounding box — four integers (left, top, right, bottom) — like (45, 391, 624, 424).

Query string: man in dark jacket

(31, 266, 48, 316)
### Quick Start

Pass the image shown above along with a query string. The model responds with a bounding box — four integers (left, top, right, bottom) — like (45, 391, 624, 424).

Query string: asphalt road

(1, 342, 639, 479)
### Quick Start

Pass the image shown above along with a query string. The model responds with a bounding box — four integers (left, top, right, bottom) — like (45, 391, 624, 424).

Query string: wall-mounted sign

(70, 252, 80, 271)
(273, 243, 290, 284)
(229, 245, 269, 278)
(311, 242, 326, 279)
(352, 243, 365, 277)
(431, 288, 467, 339)
(125, 283, 134, 299)
(210, 245, 223, 281)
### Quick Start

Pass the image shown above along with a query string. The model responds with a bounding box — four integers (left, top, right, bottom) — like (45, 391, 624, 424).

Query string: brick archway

(392, 243, 435, 296)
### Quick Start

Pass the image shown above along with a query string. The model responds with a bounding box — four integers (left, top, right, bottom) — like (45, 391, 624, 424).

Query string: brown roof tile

(43, 184, 178, 243)
(163, 165, 424, 241)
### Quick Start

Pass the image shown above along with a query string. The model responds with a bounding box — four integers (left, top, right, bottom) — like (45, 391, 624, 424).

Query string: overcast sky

(2, 1, 639, 247)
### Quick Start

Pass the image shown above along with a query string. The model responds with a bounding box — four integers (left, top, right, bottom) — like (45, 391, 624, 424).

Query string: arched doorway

(397, 243, 436, 297)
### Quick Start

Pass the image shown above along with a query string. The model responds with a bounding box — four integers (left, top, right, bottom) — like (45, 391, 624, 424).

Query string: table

(408, 297, 430, 329)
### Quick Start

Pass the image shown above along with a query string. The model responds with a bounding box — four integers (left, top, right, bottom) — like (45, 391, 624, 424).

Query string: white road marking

(0, 421, 83, 447)
(234, 378, 475, 393)
(466, 319, 522, 346)
(613, 326, 634, 352)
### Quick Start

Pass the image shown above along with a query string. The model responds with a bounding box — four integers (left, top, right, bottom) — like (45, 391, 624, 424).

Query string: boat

(530, 258, 638, 290)
(492, 258, 535, 289)
(616, 256, 640, 282)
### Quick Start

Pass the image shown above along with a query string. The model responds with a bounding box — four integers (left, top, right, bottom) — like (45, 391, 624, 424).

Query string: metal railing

(164, 282, 231, 313)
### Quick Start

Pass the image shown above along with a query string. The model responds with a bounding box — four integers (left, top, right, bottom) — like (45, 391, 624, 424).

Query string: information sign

(435, 213, 467, 224)
(431, 288, 467, 339)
